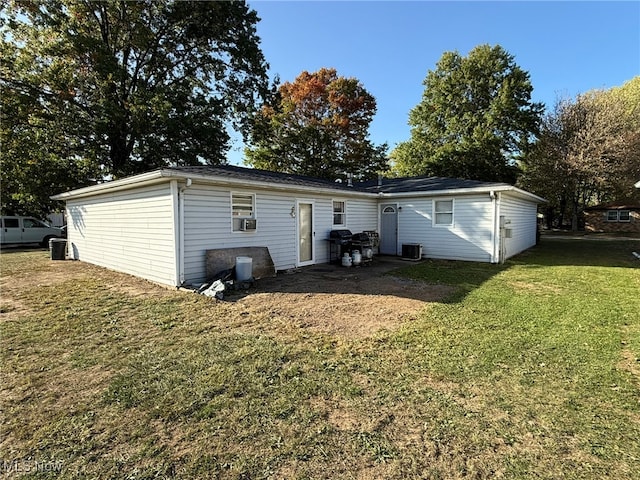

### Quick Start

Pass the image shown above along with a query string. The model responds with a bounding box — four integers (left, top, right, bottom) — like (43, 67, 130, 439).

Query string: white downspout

(177, 178, 192, 286)
(491, 191, 501, 263)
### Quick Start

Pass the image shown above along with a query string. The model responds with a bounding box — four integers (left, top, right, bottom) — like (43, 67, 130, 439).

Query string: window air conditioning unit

(240, 218, 257, 231)
(401, 243, 423, 261)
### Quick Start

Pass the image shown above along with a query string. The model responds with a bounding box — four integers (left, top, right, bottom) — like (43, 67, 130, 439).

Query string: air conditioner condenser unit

(401, 243, 422, 260)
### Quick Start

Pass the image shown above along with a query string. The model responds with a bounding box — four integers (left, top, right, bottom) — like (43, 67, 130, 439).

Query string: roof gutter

(51, 170, 166, 200)
(377, 185, 546, 203)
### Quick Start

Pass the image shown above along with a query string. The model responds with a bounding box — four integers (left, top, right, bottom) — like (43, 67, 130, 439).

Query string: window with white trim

(231, 193, 255, 231)
(606, 210, 631, 222)
(333, 200, 346, 226)
(433, 199, 454, 226)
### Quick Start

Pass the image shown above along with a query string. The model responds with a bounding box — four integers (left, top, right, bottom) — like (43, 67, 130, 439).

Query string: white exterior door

(297, 201, 314, 266)
(380, 204, 398, 255)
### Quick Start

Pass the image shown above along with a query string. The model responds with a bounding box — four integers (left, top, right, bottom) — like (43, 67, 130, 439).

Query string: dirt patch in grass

(3, 254, 453, 339)
(233, 266, 454, 338)
(0, 298, 31, 320)
(3, 253, 452, 339)
(619, 349, 640, 380)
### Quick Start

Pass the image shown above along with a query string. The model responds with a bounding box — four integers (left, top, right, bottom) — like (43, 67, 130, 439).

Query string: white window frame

(433, 198, 454, 227)
(606, 210, 619, 222)
(619, 210, 631, 222)
(332, 200, 346, 227)
(231, 192, 256, 232)
(605, 210, 631, 223)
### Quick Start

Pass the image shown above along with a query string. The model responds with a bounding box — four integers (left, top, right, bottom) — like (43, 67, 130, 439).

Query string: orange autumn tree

(245, 68, 388, 180)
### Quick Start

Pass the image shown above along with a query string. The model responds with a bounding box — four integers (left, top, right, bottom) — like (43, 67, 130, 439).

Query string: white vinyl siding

(182, 185, 379, 284)
(345, 199, 378, 234)
(59, 173, 542, 286)
(499, 193, 538, 259)
(65, 183, 178, 286)
(398, 195, 494, 262)
(183, 186, 291, 284)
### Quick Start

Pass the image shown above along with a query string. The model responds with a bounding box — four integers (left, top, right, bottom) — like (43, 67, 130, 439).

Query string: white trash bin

(235, 256, 253, 281)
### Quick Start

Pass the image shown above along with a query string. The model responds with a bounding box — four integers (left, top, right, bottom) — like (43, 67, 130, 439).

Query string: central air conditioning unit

(240, 218, 257, 231)
(401, 243, 422, 261)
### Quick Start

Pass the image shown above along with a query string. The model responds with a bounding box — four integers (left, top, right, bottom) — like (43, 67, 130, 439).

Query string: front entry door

(380, 204, 398, 255)
(297, 202, 314, 266)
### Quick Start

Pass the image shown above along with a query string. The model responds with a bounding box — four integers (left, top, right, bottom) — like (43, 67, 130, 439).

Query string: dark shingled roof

(165, 165, 358, 191)
(166, 165, 513, 194)
(356, 175, 510, 193)
(584, 201, 640, 211)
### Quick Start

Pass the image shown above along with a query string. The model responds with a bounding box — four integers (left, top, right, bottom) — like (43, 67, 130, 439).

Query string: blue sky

(229, 1, 640, 164)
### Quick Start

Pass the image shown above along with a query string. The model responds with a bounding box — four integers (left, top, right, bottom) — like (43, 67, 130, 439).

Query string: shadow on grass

(243, 238, 639, 306)
(513, 237, 640, 268)
(230, 254, 505, 305)
(388, 259, 509, 303)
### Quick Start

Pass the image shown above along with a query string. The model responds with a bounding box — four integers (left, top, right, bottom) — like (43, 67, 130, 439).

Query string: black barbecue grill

(328, 229, 376, 265)
(350, 232, 374, 264)
(350, 232, 370, 244)
(328, 229, 353, 263)
(329, 229, 353, 245)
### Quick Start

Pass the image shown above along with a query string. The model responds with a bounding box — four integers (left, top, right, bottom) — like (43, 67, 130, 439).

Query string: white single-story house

(52, 165, 545, 287)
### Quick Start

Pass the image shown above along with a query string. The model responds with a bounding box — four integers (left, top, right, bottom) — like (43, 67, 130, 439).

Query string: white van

(1, 216, 64, 247)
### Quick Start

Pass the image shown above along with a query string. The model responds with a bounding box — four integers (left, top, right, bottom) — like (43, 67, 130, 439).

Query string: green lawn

(1, 238, 639, 479)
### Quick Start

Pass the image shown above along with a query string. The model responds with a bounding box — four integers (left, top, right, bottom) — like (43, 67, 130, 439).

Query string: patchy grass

(1, 239, 639, 479)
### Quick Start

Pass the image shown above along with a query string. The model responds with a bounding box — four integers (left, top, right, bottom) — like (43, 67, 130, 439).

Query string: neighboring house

(584, 202, 640, 234)
(51, 165, 545, 287)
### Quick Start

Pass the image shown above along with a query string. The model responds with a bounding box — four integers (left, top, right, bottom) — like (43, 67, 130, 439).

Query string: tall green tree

(392, 44, 543, 183)
(0, 79, 99, 218)
(245, 68, 388, 180)
(1, 0, 269, 215)
(520, 77, 640, 229)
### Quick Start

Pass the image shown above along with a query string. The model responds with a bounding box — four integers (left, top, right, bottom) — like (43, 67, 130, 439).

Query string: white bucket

(235, 256, 253, 281)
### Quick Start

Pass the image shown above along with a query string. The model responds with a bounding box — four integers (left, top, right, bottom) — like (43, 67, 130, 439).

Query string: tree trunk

(558, 196, 567, 229)
(545, 206, 554, 230)
(109, 124, 133, 178)
(571, 196, 580, 231)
